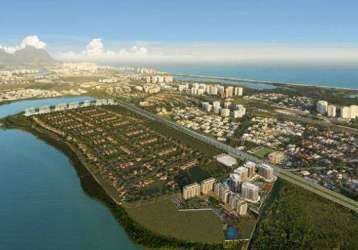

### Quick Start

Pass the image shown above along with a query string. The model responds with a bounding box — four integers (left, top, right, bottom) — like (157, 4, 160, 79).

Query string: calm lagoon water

(0, 97, 138, 250)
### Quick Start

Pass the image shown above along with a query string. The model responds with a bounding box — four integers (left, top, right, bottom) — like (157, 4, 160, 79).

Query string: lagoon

(0, 97, 138, 250)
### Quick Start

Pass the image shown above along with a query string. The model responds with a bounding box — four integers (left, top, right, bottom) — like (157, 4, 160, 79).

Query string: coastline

(3, 114, 225, 250)
(173, 73, 358, 91)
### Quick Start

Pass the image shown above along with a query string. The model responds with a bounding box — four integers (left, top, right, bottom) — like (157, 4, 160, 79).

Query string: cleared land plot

(124, 196, 224, 243)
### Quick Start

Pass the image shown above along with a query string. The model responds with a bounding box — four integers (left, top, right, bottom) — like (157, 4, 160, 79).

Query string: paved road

(116, 100, 358, 213)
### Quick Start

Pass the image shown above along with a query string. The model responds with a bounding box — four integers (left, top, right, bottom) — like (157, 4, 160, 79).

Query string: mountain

(0, 46, 56, 66)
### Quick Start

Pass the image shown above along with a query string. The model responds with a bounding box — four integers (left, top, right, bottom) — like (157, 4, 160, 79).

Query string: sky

(1, 0, 358, 65)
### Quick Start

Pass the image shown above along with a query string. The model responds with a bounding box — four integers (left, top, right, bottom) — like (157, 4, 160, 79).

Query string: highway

(116, 100, 358, 213)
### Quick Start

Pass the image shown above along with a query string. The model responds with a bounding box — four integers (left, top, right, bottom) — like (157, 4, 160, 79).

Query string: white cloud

(57, 38, 148, 61)
(56, 38, 148, 62)
(0, 35, 47, 54)
(55, 38, 358, 65)
(20, 36, 46, 49)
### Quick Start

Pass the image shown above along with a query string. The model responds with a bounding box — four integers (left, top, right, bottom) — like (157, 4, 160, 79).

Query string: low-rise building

(216, 154, 237, 167)
(268, 151, 285, 164)
(220, 108, 230, 117)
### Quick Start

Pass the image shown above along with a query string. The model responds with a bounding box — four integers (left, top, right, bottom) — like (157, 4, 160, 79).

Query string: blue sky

(1, 0, 357, 64)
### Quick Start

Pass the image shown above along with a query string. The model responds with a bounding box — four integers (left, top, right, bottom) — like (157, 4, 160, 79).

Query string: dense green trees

(251, 179, 358, 250)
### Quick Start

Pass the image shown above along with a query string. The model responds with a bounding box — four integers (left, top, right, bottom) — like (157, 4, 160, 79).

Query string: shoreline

(3, 114, 225, 250)
(173, 73, 358, 91)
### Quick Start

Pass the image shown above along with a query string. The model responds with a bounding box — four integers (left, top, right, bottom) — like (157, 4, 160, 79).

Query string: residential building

(327, 104, 336, 117)
(214, 182, 231, 203)
(229, 192, 240, 210)
(38, 105, 50, 114)
(225, 86, 234, 98)
(241, 182, 259, 202)
(316, 100, 328, 114)
(200, 177, 216, 195)
(233, 104, 246, 118)
(229, 173, 242, 192)
(234, 87, 243, 96)
(258, 164, 274, 180)
(244, 161, 256, 179)
(24, 107, 36, 116)
(234, 167, 249, 182)
(182, 183, 201, 200)
(268, 151, 285, 164)
(221, 108, 230, 117)
(236, 201, 248, 216)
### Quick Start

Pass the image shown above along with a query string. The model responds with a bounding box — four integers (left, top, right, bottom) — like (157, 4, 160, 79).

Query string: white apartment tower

(258, 164, 274, 180)
(241, 182, 259, 202)
(316, 100, 328, 114)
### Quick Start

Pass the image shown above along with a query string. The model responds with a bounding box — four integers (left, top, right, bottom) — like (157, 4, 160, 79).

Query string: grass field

(236, 216, 257, 239)
(124, 196, 224, 243)
(252, 146, 274, 159)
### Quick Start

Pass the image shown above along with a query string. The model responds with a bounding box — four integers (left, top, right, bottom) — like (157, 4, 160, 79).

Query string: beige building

(244, 161, 256, 179)
(234, 167, 249, 182)
(182, 183, 201, 200)
(327, 105, 336, 117)
(224, 86, 234, 98)
(340, 105, 358, 119)
(234, 87, 243, 96)
(220, 108, 230, 117)
(236, 201, 248, 216)
(200, 177, 216, 195)
(268, 151, 285, 164)
(214, 182, 231, 204)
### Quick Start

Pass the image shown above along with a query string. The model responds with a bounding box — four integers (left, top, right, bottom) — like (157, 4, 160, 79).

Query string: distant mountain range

(0, 46, 56, 66)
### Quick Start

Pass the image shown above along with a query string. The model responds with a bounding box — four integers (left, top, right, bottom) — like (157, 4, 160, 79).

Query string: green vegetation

(228, 115, 253, 147)
(124, 196, 224, 244)
(236, 217, 257, 239)
(252, 146, 274, 159)
(350, 118, 358, 129)
(250, 179, 358, 250)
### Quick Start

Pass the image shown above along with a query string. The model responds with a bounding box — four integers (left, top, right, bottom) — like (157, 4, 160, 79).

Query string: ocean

(158, 64, 358, 90)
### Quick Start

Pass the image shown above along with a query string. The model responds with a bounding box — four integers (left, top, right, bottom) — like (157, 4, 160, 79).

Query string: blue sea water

(159, 64, 358, 90)
(0, 97, 138, 250)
